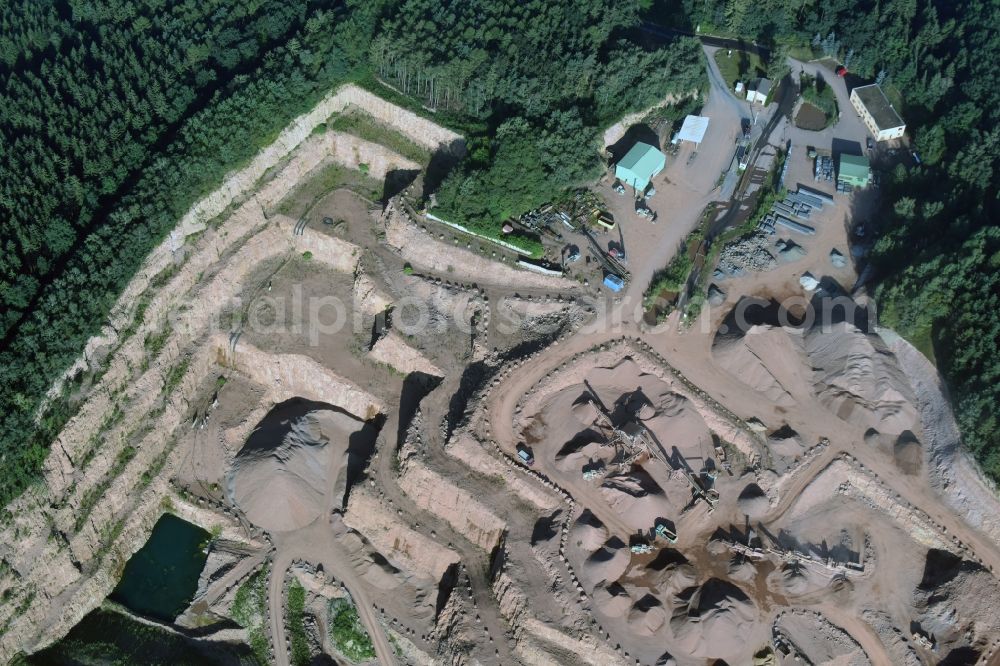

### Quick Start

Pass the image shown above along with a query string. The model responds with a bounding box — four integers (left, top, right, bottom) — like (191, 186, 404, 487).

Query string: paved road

(640, 22, 773, 58)
(703, 45, 754, 120)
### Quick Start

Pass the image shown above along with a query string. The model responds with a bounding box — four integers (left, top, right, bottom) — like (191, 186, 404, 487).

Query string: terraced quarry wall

(179, 83, 463, 237)
(54, 84, 459, 400)
(0, 83, 457, 663)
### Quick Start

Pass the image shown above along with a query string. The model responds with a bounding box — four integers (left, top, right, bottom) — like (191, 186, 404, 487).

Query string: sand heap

(713, 306, 920, 434)
(580, 536, 630, 591)
(592, 582, 632, 618)
(628, 593, 667, 635)
(669, 579, 760, 660)
(712, 324, 799, 408)
(803, 322, 918, 433)
(766, 426, 807, 473)
(555, 429, 613, 474)
(228, 399, 364, 532)
(768, 425, 805, 457)
(737, 483, 769, 518)
(642, 548, 698, 592)
(893, 430, 922, 475)
(599, 467, 672, 532)
(570, 509, 610, 552)
(571, 397, 600, 425)
(639, 392, 714, 460)
(779, 561, 818, 596)
(728, 556, 757, 582)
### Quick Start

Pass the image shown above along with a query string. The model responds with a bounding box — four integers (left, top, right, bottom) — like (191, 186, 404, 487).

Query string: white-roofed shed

(676, 115, 709, 146)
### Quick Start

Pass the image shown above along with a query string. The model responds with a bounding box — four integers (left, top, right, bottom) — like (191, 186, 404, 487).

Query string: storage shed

(837, 154, 871, 188)
(746, 78, 772, 104)
(677, 115, 710, 146)
(614, 142, 665, 192)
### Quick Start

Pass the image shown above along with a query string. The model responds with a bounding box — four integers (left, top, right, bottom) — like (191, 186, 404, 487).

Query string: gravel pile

(830, 248, 848, 268)
(717, 231, 777, 276)
(775, 239, 807, 263)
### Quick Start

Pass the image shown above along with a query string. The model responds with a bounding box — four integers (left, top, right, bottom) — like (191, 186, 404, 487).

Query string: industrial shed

(676, 115, 710, 146)
(614, 141, 665, 192)
(838, 153, 871, 188)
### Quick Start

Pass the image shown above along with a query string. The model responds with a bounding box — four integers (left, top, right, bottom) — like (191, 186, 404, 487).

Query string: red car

(835, 65, 848, 77)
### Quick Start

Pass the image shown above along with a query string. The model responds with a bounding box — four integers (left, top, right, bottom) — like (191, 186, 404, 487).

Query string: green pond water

(26, 606, 260, 665)
(110, 512, 210, 622)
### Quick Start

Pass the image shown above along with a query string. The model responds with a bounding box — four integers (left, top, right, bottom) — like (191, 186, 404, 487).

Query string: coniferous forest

(0, 0, 998, 506)
(0, 0, 373, 506)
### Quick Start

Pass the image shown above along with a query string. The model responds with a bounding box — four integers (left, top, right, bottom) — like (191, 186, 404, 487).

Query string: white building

(850, 84, 905, 142)
(746, 78, 772, 105)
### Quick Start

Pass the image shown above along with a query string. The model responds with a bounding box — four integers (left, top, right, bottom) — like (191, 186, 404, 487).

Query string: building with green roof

(837, 154, 871, 188)
(615, 142, 665, 192)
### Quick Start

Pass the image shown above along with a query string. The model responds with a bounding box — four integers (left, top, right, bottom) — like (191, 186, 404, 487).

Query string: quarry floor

(4, 65, 1000, 666)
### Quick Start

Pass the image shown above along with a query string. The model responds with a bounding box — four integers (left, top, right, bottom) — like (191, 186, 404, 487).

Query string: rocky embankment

(0, 84, 452, 662)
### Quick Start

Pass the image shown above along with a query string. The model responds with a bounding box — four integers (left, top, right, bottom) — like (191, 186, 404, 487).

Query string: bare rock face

(914, 549, 1000, 662)
(397, 461, 506, 551)
(381, 202, 575, 291)
(343, 488, 459, 581)
(776, 609, 871, 666)
(354, 272, 393, 316)
(369, 331, 444, 377)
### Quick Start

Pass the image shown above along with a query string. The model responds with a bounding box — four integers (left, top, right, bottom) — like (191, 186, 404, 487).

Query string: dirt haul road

(374, 374, 521, 664)
(480, 122, 1000, 665)
(267, 522, 397, 666)
(12, 47, 1000, 666)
